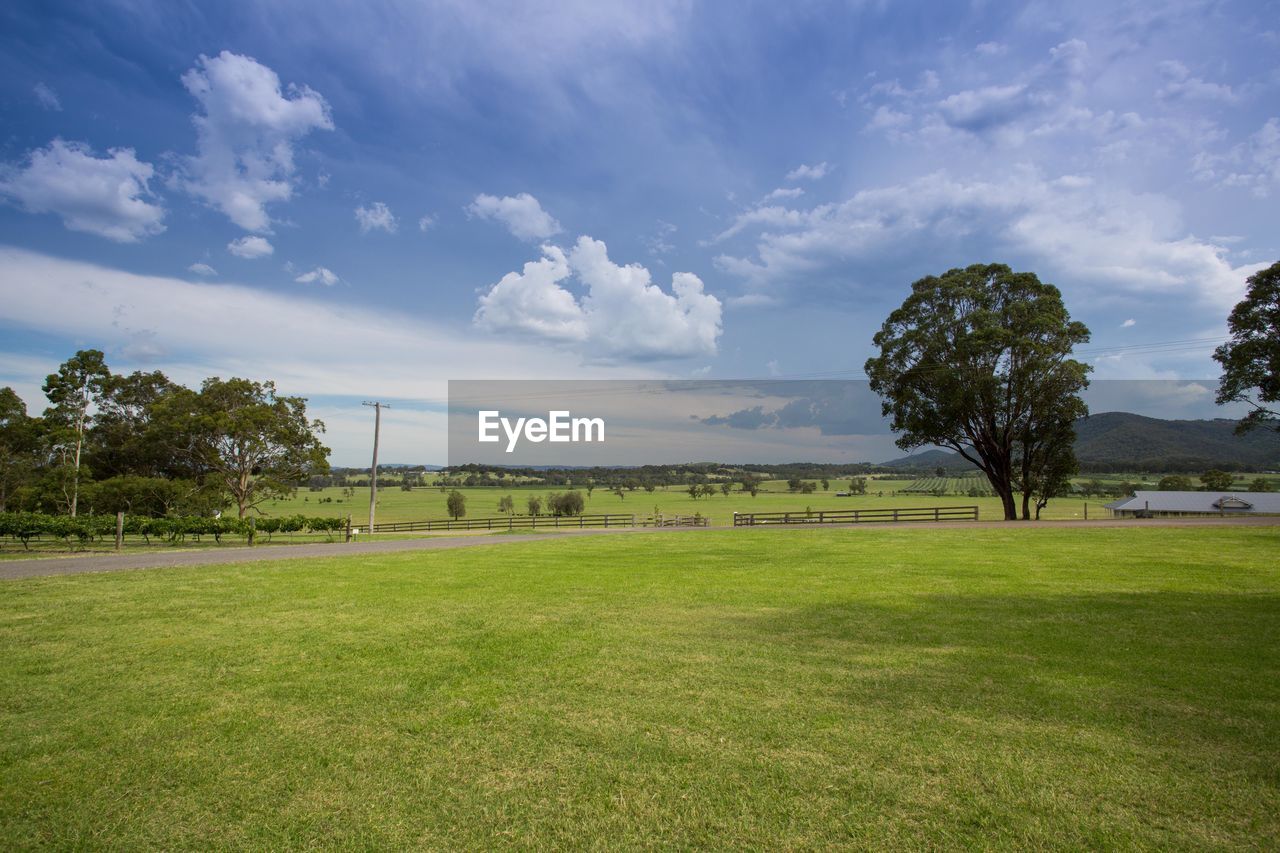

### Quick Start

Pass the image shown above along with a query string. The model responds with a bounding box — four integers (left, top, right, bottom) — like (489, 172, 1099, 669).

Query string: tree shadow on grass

(732, 590, 1280, 753)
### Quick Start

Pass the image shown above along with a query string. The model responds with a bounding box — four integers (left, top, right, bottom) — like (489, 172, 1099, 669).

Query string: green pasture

(264, 478, 1098, 525)
(2, 525, 1277, 847)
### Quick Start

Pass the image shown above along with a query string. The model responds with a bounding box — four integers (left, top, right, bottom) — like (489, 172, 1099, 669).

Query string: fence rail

(733, 505, 979, 526)
(368, 513, 636, 533)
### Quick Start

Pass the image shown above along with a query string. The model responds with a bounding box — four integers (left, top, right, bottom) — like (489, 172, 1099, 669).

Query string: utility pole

(363, 401, 389, 534)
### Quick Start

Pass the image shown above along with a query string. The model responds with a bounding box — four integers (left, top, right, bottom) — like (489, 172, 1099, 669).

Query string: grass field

(263, 477, 1099, 525)
(2, 526, 1277, 847)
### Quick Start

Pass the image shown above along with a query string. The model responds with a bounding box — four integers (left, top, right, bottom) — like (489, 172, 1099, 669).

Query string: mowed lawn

(2, 527, 1278, 848)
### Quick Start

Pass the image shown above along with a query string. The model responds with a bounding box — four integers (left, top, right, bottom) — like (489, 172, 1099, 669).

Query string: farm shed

(1104, 490, 1280, 518)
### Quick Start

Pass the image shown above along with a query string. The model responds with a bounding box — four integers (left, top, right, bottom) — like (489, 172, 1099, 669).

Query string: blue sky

(1, 0, 1277, 464)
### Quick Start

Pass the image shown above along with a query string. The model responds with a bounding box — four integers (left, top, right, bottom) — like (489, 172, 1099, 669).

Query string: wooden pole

(115, 511, 124, 551)
(363, 401, 388, 534)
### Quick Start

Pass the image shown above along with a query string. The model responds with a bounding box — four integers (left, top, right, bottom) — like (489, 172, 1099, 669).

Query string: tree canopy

(2, 352, 329, 519)
(865, 263, 1090, 520)
(158, 378, 330, 518)
(1214, 261, 1280, 433)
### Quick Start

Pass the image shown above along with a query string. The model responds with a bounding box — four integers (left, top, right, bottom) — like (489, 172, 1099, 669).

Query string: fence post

(1084, 502, 1088, 520)
(345, 515, 352, 542)
(115, 511, 124, 552)
(631, 514, 636, 527)
(248, 516, 256, 546)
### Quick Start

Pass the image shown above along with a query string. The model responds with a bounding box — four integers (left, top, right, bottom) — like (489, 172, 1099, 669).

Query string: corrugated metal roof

(1105, 490, 1280, 513)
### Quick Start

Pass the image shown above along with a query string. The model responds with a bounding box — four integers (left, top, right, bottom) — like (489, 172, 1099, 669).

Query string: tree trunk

(999, 488, 1018, 520)
(70, 428, 83, 518)
(1021, 491, 1032, 520)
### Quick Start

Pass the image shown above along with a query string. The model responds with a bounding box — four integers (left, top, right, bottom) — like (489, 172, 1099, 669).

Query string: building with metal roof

(1104, 490, 1280, 517)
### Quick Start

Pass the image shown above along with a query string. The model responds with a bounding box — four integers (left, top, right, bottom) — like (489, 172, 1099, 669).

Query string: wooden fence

(641, 514, 710, 527)
(732, 505, 979, 526)
(368, 513, 635, 533)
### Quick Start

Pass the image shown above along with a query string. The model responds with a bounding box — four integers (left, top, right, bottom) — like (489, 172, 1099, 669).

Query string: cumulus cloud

(180, 51, 333, 233)
(475, 236, 722, 360)
(0, 139, 165, 242)
(418, 214, 437, 231)
(294, 266, 340, 286)
(466, 192, 561, 241)
(1121, 318, 1136, 328)
(785, 162, 829, 181)
(355, 201, 398, 233)
(33, 83, 61, 111)
(713, 169, 1261, 314)
(227, 235, 274, 258)
(188, 262, 217, 276)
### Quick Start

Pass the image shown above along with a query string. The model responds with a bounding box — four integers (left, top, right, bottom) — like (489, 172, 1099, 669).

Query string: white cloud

(187, 262, 217, 276)
(0, 139, 165, 242)
(418, 214, 437, 231)
(1121, 318, 1136, 328)
(709, 205, 806, 244)
(475, 236, 723, 360)
(646, 219, 678, 256)
(474, 245, 584, 341)
(866, 105, 911, 134)
(355, 201, 398, 233)
(785, 162, 829, 181)
(1194, 117, 1280, 197)
(864, 39, 1095, 144)
(0, 248, 649, 463)
(227, 235, 274, 259)
(466, 192, 561, 241)
(764, 187, 805, 201)
(937, 84, 1030, 132)
(33, 83, 61, 111)
(713, 169, 1263, 314)
(294, 266, 339, 286)
(1157, 60, 1239, 104)
(180, 51, 333, 233)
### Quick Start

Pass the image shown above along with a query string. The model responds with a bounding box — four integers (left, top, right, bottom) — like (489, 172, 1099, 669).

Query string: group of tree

(0, 350, 329, 519)
(1154, 471, 1273, 492)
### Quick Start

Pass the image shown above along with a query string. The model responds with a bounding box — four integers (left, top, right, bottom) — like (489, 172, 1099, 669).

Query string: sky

(1, 0, 1276, 465)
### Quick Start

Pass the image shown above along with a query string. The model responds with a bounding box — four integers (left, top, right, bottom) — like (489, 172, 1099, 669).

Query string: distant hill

(880, 448, 978, 472)
(881, 412, 1280, 473)
(1074, 412, 1279, 472)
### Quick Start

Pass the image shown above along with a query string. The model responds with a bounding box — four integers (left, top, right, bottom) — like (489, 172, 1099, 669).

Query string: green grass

(1, 526, 1277, 847)
(265, 477, 1102, 525)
